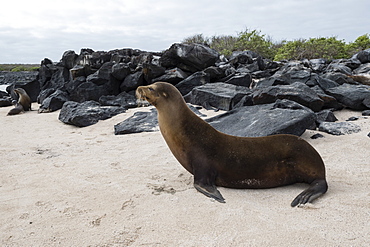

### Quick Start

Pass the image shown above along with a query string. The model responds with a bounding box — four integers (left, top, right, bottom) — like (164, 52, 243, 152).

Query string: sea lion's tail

(291, 179, 328, 207)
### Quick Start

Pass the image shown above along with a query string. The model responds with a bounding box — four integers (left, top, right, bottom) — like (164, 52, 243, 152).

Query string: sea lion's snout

(136, 86, 155, 106)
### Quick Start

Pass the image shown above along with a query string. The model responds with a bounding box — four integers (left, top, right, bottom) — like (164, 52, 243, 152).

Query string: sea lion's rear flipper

(291, 179, 328, 207)
(193, 182, 225, 203)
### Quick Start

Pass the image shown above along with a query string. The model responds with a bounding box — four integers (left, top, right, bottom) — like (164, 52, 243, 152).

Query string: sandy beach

(0, 104, 369, 246)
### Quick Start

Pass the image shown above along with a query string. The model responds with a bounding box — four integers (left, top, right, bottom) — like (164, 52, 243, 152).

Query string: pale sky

(0, 0, 369, 63)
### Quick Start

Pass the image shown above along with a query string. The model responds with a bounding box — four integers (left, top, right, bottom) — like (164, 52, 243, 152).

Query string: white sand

(0, 105, 369, 246)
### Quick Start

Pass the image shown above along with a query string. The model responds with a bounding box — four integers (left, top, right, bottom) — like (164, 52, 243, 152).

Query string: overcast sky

(0, 0, 369, 64)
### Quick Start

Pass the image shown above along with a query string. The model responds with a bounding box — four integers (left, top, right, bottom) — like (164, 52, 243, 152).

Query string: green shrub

(274, 37, 347, 61)
(345, 34, 370, 56)
(182, 30, 370, 61)
(235, 29, 277, 59)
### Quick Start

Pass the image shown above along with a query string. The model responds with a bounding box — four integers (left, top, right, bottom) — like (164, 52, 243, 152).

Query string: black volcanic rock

(59, 101, 126, 127)
(160, 43, 219, 72)
(252, 82, 324, 112)
(207, 100, 316, 137)
(184, 82, 251, 111)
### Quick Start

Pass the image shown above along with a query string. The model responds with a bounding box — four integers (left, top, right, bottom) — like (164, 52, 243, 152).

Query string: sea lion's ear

(162, 92, 168, 98)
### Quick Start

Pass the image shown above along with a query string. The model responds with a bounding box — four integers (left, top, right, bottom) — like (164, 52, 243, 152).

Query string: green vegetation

(182, 29, 370, 61)
(0, 64, 40, 72)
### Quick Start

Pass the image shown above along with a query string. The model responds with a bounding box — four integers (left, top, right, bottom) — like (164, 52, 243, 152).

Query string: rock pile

(1, 43, 369, 134)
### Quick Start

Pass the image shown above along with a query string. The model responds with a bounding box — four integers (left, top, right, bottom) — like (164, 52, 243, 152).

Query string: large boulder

(152, 68, 189, 85)
(114, 109, 159, 135)
(120, 71, 144, 92)
(184, 82, 251, 110)
(176, 71, 210, 95)
(99, 92, 137, 109)
(59, 101, 126, 127)
(207, 99, 317, 137)
(254, 73, 291, 88)
(352, 49, 370, 64)
(69, 81, 110, 103)
(252, 82, 324, 112)
(38, 89, 70, 113)
(325, 83, 370, 110)
(114, 105, 206, 135)
(160, 43, 219, 72)
(223, 72, 252, 87)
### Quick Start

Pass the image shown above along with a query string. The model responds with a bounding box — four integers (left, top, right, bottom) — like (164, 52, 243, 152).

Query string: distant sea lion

(7, 101, 24, 115)
(14, 88, 31, 111)
(347, 74, 370, 86)
(136, 82, 328, 207)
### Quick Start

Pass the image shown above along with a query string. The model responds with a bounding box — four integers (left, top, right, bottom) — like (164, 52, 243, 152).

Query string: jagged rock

(176, 71, 210, 95)
(87, 62, 121, 95)
(228, 51, 253, 67)
(114, 105, 206, 135)
(111, 63, 131, 81)
(321, 72, 355, 85)
(0, 97, 12, 107)
(184, 82, 251, 110)
(252, 82, 324, 112)
(152, 68, 189, 85)
(362, 110, 370, 116)
(69, 81, 110, 103)
(142, 62, 166, 83)
(325, 84, 370, 110)
(160, 43, 219, 72)
(114, 109, 159, 135)
(39, 89, 70, 113)
(317, 76, 340, 90)
(354, 63, 370, 74)
(254, 73, 291, 88)
(59, 100, 126, 127)
(202, 66, 226, 82)
(223, 72, 252, 87)
(339, 58, 361, 70)
(318, 122, 361, 135)
(99, 92, 137, 108)
(325, 63, 352, 75)
(41, 66, 70, 91)
(37, 88, 56, 104)
(120, 71, 144, 92)
(352, 49, 370, 63)
(309, 58, 327, 73)
(316, 110, 338, 123)
(61, 50, 78, 69)
(206, 100, 316, 137)
(311, 86, 343, 110)
(70, 64, 93, 79)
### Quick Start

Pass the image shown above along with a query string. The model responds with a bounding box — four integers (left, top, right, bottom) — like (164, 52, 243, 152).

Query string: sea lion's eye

(149, 87, 155, 91)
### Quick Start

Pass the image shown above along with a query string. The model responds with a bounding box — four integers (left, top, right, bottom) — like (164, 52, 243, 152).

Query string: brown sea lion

(347, 74, 370, 86)
(7, 101, 24, 115)
(136, 82, 328, 207)
(14, 88, 31, 111)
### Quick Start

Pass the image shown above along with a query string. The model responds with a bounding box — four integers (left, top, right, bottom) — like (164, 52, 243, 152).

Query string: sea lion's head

(14, 88, 26, 95)
(136, 82, 180, 107)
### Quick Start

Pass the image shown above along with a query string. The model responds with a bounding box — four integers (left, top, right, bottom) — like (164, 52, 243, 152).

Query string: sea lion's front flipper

(193, 182, 225, 203)
(291, 179, 328, 207)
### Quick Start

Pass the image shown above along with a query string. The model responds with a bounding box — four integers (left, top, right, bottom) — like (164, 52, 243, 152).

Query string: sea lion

(7, 101, 24, 115)
(14, 88, 32, 111)
(347, 74, 370, 86)
(136, 82, 328, 207)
